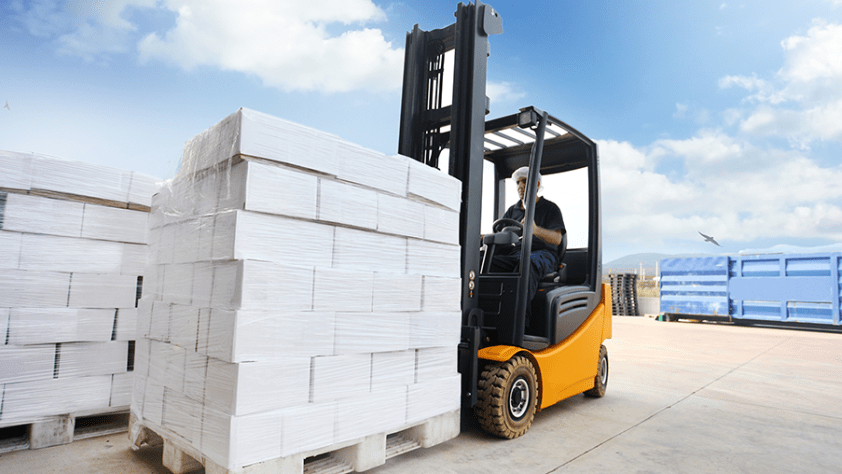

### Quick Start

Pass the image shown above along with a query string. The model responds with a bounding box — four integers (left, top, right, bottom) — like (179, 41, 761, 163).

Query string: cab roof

(481, 107, 596, 180)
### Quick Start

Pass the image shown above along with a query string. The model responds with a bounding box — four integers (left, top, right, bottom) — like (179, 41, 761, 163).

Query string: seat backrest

(556, 231, 568, 269)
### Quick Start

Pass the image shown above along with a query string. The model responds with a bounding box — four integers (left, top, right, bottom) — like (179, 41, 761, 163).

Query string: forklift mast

(398, 2, 501, 410)
(399, 1, 501, 321)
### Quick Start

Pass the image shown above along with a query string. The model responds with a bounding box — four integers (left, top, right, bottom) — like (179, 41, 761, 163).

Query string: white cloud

(11, 0, 404, 92)
(487, 81, 527, 105)
(722, 22, 842, 145)
(10, 0, 157, 60)
(718, 74, 778, 102)
(779, 22, 842, 84)
(136, 0, 403, 93)
(673, 101, 711, 124)
(597, 130, 842, 252)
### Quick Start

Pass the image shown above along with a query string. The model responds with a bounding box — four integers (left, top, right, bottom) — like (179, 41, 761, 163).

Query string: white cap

(512, 166, 542, 190)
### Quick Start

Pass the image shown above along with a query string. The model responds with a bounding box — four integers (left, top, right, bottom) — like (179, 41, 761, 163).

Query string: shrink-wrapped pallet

(131, 108, 463, 471)
(0, 150, 159, 429)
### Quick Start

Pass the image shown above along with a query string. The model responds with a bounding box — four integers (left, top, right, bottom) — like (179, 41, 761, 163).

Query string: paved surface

(1, 317, 840, 473)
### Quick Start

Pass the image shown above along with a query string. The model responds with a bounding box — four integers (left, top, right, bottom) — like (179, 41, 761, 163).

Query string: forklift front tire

(475, 355, 538, 439)
(584, 345, 608, 398)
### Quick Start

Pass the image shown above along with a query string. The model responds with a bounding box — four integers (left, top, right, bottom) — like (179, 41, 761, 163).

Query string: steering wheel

(492, 218, 523, 235)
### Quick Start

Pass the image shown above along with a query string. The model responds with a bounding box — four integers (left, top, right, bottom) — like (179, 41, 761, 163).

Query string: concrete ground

(1, 317, 840, 474)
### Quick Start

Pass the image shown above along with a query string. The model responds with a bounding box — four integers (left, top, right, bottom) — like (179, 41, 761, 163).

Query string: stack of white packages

(131, 108, 463, 470)
(0, 150, 159, 427)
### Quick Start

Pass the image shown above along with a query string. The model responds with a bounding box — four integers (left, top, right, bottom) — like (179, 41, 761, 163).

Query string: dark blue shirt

(502, 197, 565, 254)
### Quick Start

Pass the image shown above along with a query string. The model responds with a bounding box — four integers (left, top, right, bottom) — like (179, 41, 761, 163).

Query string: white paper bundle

(1, 376, 113, 425)
(0, 150, 34, 190)
(29, 155, 133, 203)
(0, 345, 56, 384)
(132, 109, 463, 470)
(0, 149, 159, 428)
(111, 372, 134, 407)
(114, 308, 138, 341)
(204, 310, 335, 363)
(0, 150, 159, 207)
(7, 308, 115, 345)
(179, 108, 342, 178)
(1, 192, 86, 238)
(0, 269, 72, 308)
(18, 233, 131, 274)
(408, 158, 462, 212)
(204, 357, 310, 415)
(57, 342, 129, 378)
(1, 192, 148, 244)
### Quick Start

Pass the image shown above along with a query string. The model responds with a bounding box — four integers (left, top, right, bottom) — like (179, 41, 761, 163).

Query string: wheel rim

(509, 377, 529, 419)
(599, 355, 608, 386)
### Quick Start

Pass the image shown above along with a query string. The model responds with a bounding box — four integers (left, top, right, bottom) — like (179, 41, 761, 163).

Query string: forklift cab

(475, 107, 603, 353)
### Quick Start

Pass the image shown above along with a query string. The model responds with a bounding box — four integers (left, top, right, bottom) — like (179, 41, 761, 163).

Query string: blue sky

(2, 0, 842, 262)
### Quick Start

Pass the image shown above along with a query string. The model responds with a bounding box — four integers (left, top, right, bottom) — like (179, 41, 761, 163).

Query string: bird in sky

(699, 231, 720, 246)
(3, 101, 9, 110)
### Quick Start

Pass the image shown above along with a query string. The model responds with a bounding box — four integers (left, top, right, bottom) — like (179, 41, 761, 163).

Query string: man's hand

(523, 219, 562, 246)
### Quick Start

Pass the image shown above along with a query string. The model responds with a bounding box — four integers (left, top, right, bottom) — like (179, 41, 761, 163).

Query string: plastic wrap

(0, 149, 159, 429)
(131, 108, 463, 470)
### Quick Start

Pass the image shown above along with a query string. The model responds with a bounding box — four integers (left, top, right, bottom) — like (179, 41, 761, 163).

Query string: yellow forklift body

(478, 284, 613, 410)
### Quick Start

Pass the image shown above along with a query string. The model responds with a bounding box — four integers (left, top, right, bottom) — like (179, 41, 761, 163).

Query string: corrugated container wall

(660, 254, 842, 326)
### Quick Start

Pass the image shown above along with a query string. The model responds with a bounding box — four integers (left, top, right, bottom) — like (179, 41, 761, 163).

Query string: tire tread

(475, 356, 538, 439)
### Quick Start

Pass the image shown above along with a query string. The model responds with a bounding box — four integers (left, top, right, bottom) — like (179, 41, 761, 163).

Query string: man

(491, 166, 565, 309)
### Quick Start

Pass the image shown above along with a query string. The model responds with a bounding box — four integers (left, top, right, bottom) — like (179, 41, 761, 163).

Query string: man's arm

(531, 223, 562, 246)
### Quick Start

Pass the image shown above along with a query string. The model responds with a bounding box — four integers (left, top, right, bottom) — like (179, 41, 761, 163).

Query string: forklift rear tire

(584, 345, 608, 398)
(475, 355, 538, 439)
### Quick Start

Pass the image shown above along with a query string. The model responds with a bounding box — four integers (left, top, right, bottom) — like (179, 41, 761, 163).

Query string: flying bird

(699, 231, 720, 246)
(3, 101, 9, 110)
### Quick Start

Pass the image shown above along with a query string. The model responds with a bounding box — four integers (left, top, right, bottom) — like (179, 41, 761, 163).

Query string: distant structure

(699, 231, 720, 246)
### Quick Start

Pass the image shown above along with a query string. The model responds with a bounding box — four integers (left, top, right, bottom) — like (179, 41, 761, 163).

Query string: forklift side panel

(547, 285, 600, 344)
(535, 293, 608, 409)
(478, 284, 612, 410)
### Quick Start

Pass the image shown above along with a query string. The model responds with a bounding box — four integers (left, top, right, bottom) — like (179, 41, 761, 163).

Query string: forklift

(398, 1, 612, 438)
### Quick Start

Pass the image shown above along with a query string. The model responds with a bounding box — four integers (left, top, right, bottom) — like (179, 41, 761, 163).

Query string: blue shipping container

(660, 253, 842, 326)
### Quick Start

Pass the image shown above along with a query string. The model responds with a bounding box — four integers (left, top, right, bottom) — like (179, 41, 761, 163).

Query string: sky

(2, 0, 842, 263)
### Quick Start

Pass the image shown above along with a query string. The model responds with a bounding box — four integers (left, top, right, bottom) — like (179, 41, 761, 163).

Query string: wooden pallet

(131, 409, 460, 474)
(0, 409, 130, 453)
(0, 186, 151, 212)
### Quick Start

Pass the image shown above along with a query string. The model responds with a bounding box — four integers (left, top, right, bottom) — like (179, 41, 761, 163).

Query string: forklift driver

(490, 166, 565, 309)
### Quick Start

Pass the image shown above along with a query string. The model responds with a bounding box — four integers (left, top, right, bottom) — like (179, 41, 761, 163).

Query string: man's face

(516, 177, 539, 203)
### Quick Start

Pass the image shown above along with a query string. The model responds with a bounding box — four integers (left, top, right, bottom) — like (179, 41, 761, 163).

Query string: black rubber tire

(584, 345, 608, 398)
(475, 355, 538, 439)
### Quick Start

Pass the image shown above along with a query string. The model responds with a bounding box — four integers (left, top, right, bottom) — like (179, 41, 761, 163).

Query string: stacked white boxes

(0, 150, 159, 428)
(131, 108, 463, 470)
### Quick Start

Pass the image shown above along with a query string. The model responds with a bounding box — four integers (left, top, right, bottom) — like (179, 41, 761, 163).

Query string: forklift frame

(398, 1, 604, 419)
